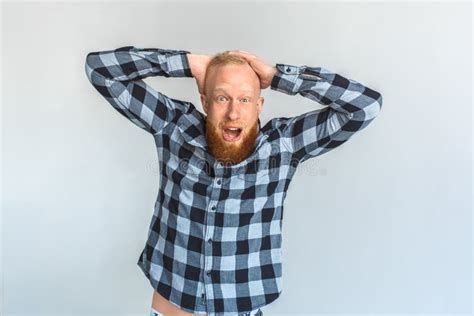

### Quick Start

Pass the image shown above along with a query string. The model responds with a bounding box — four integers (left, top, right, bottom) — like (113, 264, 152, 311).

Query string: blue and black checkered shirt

(85, 46, 383, 315)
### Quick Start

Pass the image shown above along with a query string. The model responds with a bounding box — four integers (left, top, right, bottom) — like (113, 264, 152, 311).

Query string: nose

(226, 100, 240, 121)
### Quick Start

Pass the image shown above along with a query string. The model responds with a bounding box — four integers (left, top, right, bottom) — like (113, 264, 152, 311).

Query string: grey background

(1, 1, 472, 315)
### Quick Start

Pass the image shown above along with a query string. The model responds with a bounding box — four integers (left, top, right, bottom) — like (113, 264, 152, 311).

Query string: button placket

(203, 161, 225, 306)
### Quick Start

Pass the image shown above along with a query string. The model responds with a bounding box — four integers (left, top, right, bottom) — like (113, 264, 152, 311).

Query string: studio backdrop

(1, 1, 472, 315)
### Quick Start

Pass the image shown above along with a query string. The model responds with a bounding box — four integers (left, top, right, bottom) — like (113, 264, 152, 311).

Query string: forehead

(213, 87, 254, 94)
(209, 64, 259, 93)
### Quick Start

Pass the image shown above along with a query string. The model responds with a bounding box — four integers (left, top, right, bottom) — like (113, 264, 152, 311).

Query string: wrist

(186, 53, 196, 77)
(268, 66, 278, 81)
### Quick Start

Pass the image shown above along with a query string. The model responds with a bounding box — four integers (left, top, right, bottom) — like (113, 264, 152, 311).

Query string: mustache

(220, 122, 246, 127)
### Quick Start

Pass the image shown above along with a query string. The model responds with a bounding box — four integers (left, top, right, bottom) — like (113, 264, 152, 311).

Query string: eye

(217, 95, 227, 102)
(241, 98, 250, 103)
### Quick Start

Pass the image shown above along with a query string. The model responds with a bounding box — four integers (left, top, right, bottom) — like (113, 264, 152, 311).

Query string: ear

(200, 94, 209, 113)
(257, 96, 264, 114)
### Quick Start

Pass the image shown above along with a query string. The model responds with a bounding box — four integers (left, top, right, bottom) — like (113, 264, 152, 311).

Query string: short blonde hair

(207, 50, 248, 69)
(203, 51, 250, 95)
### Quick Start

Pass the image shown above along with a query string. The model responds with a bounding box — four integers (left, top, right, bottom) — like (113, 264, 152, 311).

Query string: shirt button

(206, 270, 212, 276)
(286, 67, 291, 73)
(207, 238, 212, 244)
(216, 179, 221, 185)
(211, 205, 216, 211)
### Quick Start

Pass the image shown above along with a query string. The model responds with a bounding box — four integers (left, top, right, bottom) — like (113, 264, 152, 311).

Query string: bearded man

(85, 46, 383, 316)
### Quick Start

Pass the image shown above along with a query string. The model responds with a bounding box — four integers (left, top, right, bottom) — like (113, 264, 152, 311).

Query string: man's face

(200, 63, 264, 165)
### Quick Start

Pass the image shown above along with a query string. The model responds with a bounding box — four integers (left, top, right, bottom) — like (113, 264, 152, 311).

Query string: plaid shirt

(85, 46, 383, 315)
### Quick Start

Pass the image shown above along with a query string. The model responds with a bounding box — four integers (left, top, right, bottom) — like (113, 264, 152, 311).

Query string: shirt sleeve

(84, 45, 193, 135)
(270, 63, 383, 163)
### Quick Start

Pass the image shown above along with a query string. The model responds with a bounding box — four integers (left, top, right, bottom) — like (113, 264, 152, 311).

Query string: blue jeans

(150, 307, 263, 316)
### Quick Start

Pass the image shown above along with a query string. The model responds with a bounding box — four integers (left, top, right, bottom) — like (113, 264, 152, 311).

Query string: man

(85, 46, 383, 316)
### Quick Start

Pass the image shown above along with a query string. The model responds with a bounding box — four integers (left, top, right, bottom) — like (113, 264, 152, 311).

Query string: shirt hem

(137, 258, 282, 315)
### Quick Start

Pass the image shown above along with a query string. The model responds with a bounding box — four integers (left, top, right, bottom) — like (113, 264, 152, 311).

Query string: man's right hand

(187, 53, 213, 95)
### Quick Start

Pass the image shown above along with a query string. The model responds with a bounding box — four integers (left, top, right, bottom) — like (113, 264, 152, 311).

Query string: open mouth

(222, 126, 243, 142)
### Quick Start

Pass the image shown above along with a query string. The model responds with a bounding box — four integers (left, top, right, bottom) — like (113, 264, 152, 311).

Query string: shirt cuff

(270, 64, 304, 95)
(270, 63, 324, 95)
(166, 50, 193, 78)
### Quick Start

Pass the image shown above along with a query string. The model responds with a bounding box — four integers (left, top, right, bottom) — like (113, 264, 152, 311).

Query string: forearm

(85, 46, 192, 85)
(270, 63, 383, 162)
(270, 63, 383, 118)
(84, 46, 193, 134)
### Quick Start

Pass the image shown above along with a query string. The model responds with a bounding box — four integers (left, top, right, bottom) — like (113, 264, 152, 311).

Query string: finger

(229, 50, 256, 59)
(238, 50, 258, 59)
(240, 52, 257, 60)
(235, 49, 252, 55)
(228, 52, 252, 62)
(229, 50, 248, 56)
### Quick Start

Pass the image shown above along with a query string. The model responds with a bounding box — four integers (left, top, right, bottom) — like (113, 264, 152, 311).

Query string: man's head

(200, 51, 264, 165)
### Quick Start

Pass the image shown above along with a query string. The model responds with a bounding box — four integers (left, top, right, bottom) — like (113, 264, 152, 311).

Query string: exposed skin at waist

(152, 290, 208, 316)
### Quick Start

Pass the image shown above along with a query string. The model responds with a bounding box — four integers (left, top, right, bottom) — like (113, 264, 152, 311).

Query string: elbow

(367, 96, 382, 121)
(375, 92, 383, 113)
(84, 65, 94, 84)
(84, 53, 101, 84)
(345, 89, 383, 131)
(84, 53, 93, 81)
(366, 89, 383, 120)
(353, 91, 382, 124)
(355, 86, 383, 121)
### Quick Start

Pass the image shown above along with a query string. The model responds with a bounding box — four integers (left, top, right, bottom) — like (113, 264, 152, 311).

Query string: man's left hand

(228, 50, 277, 89)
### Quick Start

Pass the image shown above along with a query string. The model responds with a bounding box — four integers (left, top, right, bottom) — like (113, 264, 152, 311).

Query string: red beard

(205, 118, 259, 165)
